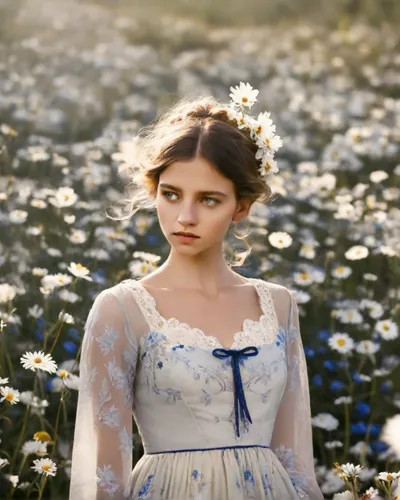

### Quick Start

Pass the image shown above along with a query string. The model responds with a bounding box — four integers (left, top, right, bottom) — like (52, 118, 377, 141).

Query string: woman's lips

(173, 233, 200, 243)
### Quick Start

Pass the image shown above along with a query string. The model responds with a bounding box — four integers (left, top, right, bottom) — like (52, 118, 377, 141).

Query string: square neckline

(128, 277, 269, 350)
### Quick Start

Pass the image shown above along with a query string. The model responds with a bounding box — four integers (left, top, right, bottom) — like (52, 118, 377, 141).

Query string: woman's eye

(202, 197, 219, 206)
(161, 191, 218, 206)
(162, 191, 178, 200)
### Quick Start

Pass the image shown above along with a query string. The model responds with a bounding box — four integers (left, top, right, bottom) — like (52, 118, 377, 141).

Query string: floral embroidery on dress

(138, 474, 155, 498)
(273, 444, 312, 498)
(96, 464, 120, 496)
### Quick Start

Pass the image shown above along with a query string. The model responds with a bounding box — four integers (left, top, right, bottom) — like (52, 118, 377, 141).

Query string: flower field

(0, 0, 399, 498)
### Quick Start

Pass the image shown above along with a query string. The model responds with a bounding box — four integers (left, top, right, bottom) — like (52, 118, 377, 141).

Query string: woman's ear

(232, 199, 253, 223)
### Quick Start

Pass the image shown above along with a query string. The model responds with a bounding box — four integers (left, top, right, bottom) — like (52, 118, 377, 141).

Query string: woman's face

(156, 157, 250, 255)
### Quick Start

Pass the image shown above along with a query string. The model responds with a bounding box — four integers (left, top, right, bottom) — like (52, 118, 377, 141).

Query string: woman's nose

(177, 202, 198, 226)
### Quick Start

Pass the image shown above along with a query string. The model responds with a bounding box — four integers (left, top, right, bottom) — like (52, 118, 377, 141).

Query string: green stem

(49, 389, 65, 458)
(37, 474, 48, 500)
(9, 375, 39, 474)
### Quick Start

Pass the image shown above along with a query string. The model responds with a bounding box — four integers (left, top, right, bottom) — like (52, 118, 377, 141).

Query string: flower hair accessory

(221, 82, 283, 180)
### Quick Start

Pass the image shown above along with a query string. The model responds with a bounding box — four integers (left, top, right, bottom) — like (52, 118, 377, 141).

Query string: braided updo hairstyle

(108, 95, 274, 267)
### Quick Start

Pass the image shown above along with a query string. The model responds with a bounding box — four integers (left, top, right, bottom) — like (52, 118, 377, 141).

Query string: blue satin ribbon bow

(212, 346, 259, 437)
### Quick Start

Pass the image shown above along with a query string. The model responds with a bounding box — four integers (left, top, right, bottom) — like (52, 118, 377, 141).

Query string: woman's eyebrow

(159, 183, 227, 197)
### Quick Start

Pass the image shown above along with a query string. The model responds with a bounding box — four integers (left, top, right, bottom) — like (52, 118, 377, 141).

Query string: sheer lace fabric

(69, 278, 324, 500)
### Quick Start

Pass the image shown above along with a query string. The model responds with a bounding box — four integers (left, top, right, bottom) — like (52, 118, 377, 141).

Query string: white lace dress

(68, 278, 325, 500)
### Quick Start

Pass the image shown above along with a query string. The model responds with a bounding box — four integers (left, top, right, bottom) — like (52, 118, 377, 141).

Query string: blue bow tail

(212, 346, 259, 437)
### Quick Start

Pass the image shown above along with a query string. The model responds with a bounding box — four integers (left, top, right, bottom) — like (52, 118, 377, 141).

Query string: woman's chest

(140, 285, 266, 349)
(137, 331, 288, 398)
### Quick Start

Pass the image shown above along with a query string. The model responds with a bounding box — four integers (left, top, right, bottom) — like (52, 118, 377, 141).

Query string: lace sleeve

(270, 289, 324, 500)
(69, 288, 138, 500)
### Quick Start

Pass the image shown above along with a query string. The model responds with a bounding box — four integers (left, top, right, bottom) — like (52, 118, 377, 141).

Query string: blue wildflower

(312, 374, 323, 387)
(330, 380, 344, 392)
(355, 402, 370, 416)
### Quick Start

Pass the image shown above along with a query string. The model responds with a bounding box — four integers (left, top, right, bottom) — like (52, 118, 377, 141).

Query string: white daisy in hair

(257, 151, 280, 176)
(221, 81, 283, 179)
(229, 81, 259, 108)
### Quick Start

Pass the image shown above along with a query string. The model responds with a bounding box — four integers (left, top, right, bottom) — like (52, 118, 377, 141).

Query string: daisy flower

(0, 386, 20, 405)
(229, 82, 259, 109)
(356, 340, 380, 355)
(377, 471, 400, 482)
(0, 283, 17, 303)
(67, 262, 93, 281)
(132, 251, 161, 264)
(31, 457, 57, 477)
(340, 463, 363, 477)
(328, 333, 355, 354)
(369, 170, 389, 183)
(255, 130, 283, 155)
(375, 319, 398, 341)
(344, 245, 369, 260)
(359, 299, 384, 319)
(258, 152, 279, 176)
(20, 351, 58, 374)
(312, 413, 339, 431)
(331, 265, 352, 279)
(293, 271, 314, 286)
(129, 259, 158, 278)
(268, 231, 293, 249)
(333, 462, 363, 480)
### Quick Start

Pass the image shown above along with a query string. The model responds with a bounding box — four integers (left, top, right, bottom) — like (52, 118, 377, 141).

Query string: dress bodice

(68, 278, 324, 500)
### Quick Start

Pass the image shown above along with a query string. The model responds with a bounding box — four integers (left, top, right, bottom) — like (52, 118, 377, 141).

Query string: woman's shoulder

(93, 279, 152, 333)
(254, 277, 292, 296)
(253, 278, 295, 310)
(90, 279, 144, 308)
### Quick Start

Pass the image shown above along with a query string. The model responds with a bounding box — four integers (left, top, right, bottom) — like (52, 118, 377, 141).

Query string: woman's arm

(270, 289, 324, 500)
(69, 288, 138, 500)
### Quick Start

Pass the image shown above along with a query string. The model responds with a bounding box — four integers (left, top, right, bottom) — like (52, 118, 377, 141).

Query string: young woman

(69, 83, 324, 499)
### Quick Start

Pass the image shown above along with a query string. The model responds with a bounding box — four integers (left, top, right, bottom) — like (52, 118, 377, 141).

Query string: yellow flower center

(34, 431, 52, 442)
(337, 339, 346, 347)
(34, 357, 42, 364)
(241, 97, 248, 103)
(5, 393, 13, 401)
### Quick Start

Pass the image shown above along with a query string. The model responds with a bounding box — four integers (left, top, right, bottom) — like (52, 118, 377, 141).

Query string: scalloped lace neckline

(127, 278, 277, 350)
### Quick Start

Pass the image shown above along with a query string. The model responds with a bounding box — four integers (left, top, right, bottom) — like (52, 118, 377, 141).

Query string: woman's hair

(107, 95, 274, 267)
